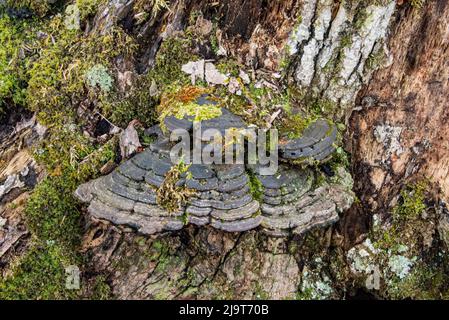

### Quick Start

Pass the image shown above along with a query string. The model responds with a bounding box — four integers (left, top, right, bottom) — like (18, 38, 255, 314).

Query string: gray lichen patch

(299, 266, 335, 299)
(287, 0, 396, 112)
(374, 124, 404, 165)
(346, 237, 420, 293)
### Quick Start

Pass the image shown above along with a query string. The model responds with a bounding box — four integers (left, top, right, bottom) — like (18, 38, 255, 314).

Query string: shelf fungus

(75, 94, 354, 237)
(279, 119, 337, 162)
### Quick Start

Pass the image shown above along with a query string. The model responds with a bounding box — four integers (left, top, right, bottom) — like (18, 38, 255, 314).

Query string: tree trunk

(1, 0, 448, 299)
(348, 0, 449, 215)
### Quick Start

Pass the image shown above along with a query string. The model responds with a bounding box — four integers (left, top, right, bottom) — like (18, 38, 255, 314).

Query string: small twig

(266, 108, 282, 129)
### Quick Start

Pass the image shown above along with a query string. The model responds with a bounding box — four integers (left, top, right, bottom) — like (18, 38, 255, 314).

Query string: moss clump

(280, 113, 316, 139)
(247, 169, 264, 202)
(156, 159, 196, 213)
(88, 274, 112, 300)
(104, 32, 200, 127)
(174, 101, 222, 122)
(373, 182, 429, 252)
(148, 33, 199, 88)
(0, 14, 31, 115)
(23, 12, 137, 125)
(0, 243, 80, 300)
(104, 78, 158, 127)
(27, 134, 116, 245)
(387, 260, 449, 299)
(25, 175, 82, 246)
(393, 181, 427, 220)
(76, 0, 104, 20)
(365, 181, 449, 299)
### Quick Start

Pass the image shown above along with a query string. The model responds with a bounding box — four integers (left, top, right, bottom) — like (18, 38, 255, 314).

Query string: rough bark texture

(348, 0, 449, 214)
(0, 108, 44, 276)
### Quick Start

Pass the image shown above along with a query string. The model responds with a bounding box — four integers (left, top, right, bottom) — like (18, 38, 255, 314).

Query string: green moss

(393, 181, 427, 220)
(5, 0, 56, 17)
(0, 14, 33, 114)
(27, 129, 116, 245)
(296, 287, 314, 300)
(0, 1, 190, 299)
(0, 243, 80, 300)
(247, 170, 264, 202)
(156, 159, 196, 213)
(219, 79, 291, 129)
(26, 175, 82, 246)
(156, 86, 222, 131)
(106, 84, 157, 127)
(281, 113, 315, 139)
(23, 12, 137, 125)
(387, 261, 449, 299)
(366, 180, 449, 299)
(76, 0, 103, 20)
(321, 30, 354, 81)
(275, 85, 337, 140)
(100, 32, 200, 127)
(25, 19, 84, 124)
(148, 33, 198, 88)
(0, 125, 117, 299)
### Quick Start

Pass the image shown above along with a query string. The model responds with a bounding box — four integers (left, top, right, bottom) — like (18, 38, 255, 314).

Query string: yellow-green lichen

(157, 86, 222, 131)
(76, 0, 104, 20)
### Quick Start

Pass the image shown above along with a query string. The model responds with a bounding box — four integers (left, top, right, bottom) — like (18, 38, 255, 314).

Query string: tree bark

(348, 0, 449, 216)
(1, 0, 448, 299)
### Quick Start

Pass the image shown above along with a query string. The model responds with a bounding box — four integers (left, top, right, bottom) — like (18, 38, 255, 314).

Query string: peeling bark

(348, 0, 449, 215)
(1, 0, 448, 300)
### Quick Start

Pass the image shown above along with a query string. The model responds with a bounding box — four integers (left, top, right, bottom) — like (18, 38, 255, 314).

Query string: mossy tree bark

(347, 0, 449, 224)
(1, 0, 448, 299)
(80, 0, 449, 299)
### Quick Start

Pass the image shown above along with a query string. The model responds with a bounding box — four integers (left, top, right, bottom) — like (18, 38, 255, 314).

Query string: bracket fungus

(75, 94, 353, 237)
